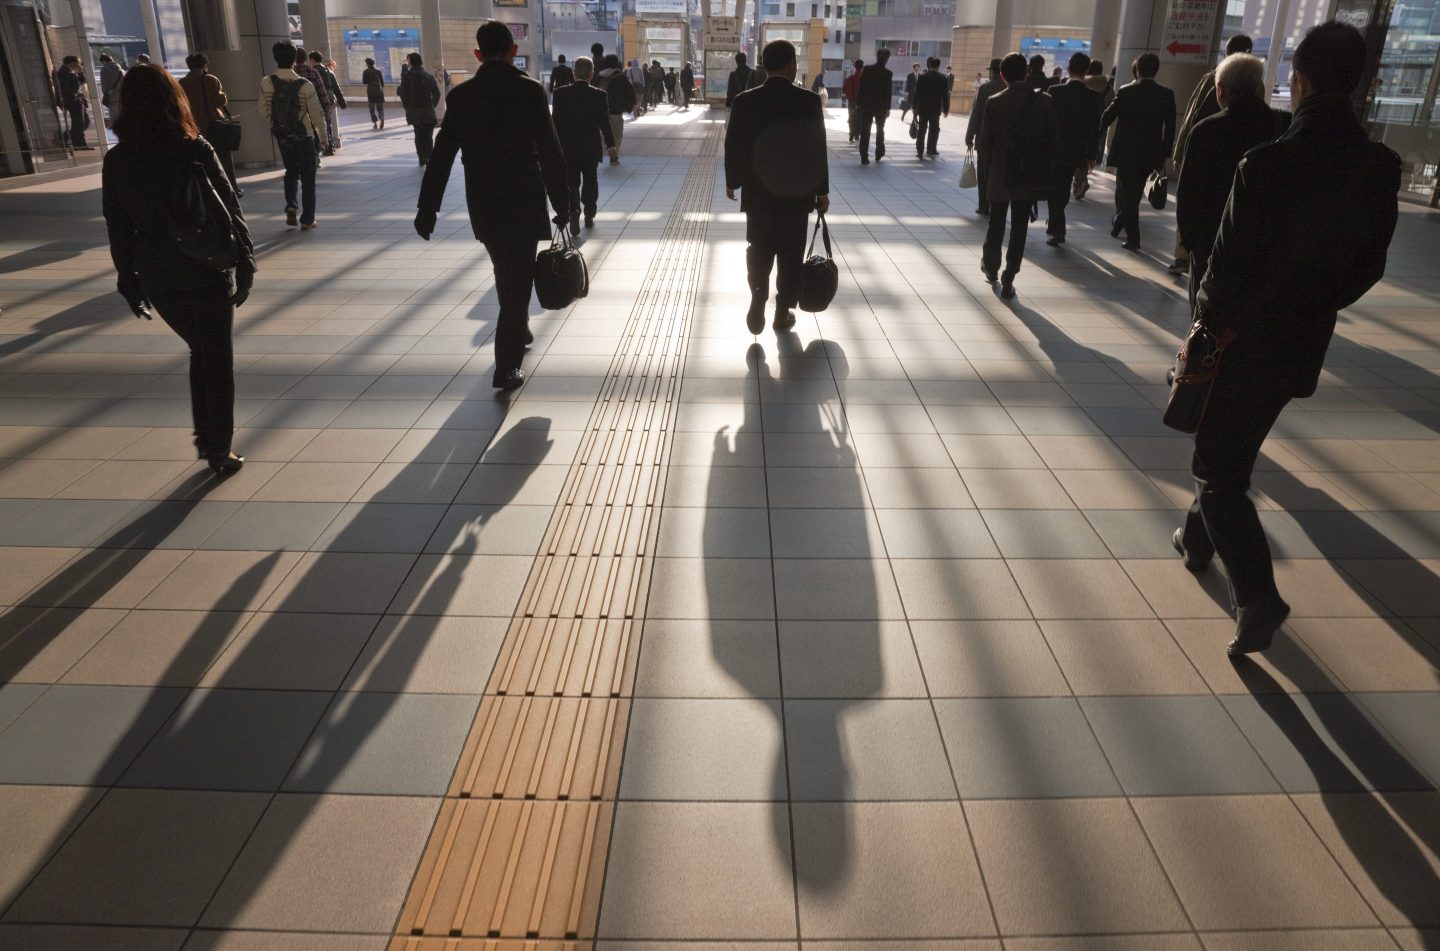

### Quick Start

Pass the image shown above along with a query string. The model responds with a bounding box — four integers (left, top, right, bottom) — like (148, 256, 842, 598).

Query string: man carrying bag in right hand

(414, 20, 570, 391)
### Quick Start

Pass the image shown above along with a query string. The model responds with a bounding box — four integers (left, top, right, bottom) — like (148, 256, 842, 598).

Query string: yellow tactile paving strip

(390, 121, 722, 949)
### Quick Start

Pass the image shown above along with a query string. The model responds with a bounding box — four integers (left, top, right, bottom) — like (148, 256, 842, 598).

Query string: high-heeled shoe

(206, 450, 245, 476)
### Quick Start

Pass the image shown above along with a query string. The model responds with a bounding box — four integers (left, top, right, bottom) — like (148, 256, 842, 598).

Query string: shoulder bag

(534, 227, 589, 310)
(959, 151, 978, 189)
(798, 212, 839, 313)
(166, 140, 240, 270)
(1144, 169, 1168, 209)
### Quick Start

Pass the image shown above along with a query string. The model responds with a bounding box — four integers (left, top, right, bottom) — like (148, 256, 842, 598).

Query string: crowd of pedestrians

(95, 20, 1400, 655)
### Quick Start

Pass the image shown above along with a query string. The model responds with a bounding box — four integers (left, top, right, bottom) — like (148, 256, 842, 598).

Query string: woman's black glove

(229, 263, 254, 308)
(121, 288, 153, 320)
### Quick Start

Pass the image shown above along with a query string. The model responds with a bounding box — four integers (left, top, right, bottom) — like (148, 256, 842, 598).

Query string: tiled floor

(1, 99, 1438, 951)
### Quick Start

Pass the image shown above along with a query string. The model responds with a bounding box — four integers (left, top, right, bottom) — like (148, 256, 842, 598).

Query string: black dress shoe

(493, 367, 525, 391)
(860, 156, 870, 165)
(746, 298, 766, 335)
(1111, 224, 1123, 238)
(999, 278, 1016, 300)
(206, 450, 245, 477)
(1122, 240, 1141, 252)
(1172, 528, 1210, 573)
(981, 265, 998, 283)
(773, 307, 796, 331)
(1227, 596, 1290, 655)
(1046, 235, 1065, 246)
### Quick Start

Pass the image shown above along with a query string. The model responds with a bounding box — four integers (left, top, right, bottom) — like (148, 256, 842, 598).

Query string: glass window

(1360, 0, 1440, 201)
(786, 2, 795, 15)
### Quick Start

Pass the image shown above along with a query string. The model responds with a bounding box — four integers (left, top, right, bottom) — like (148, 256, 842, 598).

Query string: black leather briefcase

(798, 213, 839, 313)
(534, 228, 589, 311)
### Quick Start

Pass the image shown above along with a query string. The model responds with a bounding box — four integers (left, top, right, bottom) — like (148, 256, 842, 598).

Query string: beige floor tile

(1198, 930, 1400, 950)
(52, 460, 191, 500)
(1009, 560, 1154, 620)
(910, 619, 1070, 697)
(1121, 560, 1235, 619)
(1005, 938, 1200, 951)
(1284, 617, 1440, 692)
(60, 609, 252, 687)
(201, 611, 379, 691)
(1275, 560, 1388, 618)
(249, 462, 379, 502)
(0, 785, 102, 907)
(1053, 468, 1176, 509)
(961, 469, 1075, 509)
(892, 559, 1031, 620)
(1164, 620, 1341, 694)
(0, 459, 99, 498)
(1040, 619, 1209, 695)
(138, 550, 302, 612)
(0, 547, 76, 605)
(0, 607, 127, 683)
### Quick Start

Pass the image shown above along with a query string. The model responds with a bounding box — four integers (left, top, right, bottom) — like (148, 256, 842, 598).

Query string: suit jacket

(965, 76, 1004, 147)
(726, 64, 753, 106)
(1100, 78, 1176, 172)
(1047, 78, 1102, 168)
(724, 77, 829, 215)
(1175, 94, 1288, 257)
(552, 80, 615, 165)
(912, 70, 947, 118)
(858, 64, 893, 114)
(1173, 69, 1220, 169)
(418, 61, 569, 243)
(179, 70, 227, 132)
(904, 71, 919, 97)
(1197, 94, 1399, 398)
(977, 81, 1058, 204)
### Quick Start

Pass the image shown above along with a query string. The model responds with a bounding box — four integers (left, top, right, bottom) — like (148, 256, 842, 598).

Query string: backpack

(167, 142, 240, 270)
(365, 69, 383, 96)
(1005, 90, 1051, 194)
(269, 75, 308, 142)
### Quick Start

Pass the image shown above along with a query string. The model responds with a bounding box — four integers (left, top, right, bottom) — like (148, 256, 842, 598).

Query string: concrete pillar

(139, 0, 164, 65)
(297, 0, 327, 53)
(203, 0, 290, 168)
(1262, 0, 1296, 100)
(420, 0, 443, 114)
(989, 0, 1012, 60)
(1115, 0, 1165, 85)
(1090, 0, 1123, 75)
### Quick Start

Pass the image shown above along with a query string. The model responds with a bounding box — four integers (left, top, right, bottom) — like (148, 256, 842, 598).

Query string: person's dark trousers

(1047, 167, 1077, 237)
(745, 208, 808, 309)
(368, 95, 385, 123)
(982, 199, 1031, 278)
(567, 159, 599, 221)
(975, 153, 990, 209)
(414, 123, 435, 165)
(65, 103, 87, 148)
(1181, 370, 1291, 608)
(277, 136, 317, 224)
(483, 238, 539, 374)
(216, 147, 239, 194)
(858, 110, 885, 158)
(1113, 166, 1146, 244)
(916, 114, 939, 155)
(150, 292, 236, 454)
(1187, 246, 1210, 314)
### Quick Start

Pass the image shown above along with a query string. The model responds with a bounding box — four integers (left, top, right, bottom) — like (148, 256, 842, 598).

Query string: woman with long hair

(103, 64, 254, 475)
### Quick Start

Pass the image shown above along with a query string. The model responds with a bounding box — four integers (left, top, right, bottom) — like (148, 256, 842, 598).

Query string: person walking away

(260, 42, 324, 229)
(1174, 53, 1288, 312)
(99, 54, 124, 124)
(1044, 51, 1102, 246)
(362, 57, 386, 128)
(399, 52, 441, 166)
(627, 59, 646, 115)
(966, 59, 1004, 213)
(977, 52, 1057, 299)
(1175, 20, 1398, 654)
(1083, 59, 1112, 107)
(900, 62, 920, 120)
(843, 59, 863, 141)
(724, 39, 829, 335)
(1168, 34, 1254, 273)
(679, 61, 694, 111)
(944, 65, 954, 116)
(103, 64, 253, 475)
(1100, 52, 1174, 251)
(553, 56, 616, 234)
(912, 57, 946, 158)
(180, 53, 240, 195)
(55, 56, 91, 150)
(726, 52, 754, 107)
(551, 54, 574, 94)
(857, 47, 893, 164)
(666, 67, 678, 103)
(415, 20, 570, 392)
(292, 47, 332, 155)
(309, 51, 346, 152)
(1026, 55, 1051, 92)
(596, 54, 634, 162)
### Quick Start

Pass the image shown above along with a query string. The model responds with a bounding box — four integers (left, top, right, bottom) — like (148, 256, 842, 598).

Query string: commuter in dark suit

(724, 39, 830, 335)
(726, 52, 754, 107)
(1100, 52, 1175, 250)
(911, 57, 947, 158)
(553, 56, 617, 236)
(1176, 21, 1399, 654)
(965, 59, 1004, 213)
(1044, 51, 1103, 245)
(857, 47, 893, 164)
(1175, 53, 1288, 311)
(977, 52, 1057, 299)
(1026, 55, 1052, 92)
(415, 20, 570, 391)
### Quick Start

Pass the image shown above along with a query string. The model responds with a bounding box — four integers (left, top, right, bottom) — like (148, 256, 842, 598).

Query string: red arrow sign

(1166, 41, 1206, 55)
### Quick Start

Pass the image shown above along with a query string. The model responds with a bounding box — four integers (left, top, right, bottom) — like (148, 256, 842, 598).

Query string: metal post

(138, 0, 163, 66)
(1263, 0, 1297, 101)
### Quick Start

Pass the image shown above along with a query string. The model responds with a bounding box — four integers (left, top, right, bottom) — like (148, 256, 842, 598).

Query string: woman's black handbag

(909, 115, 919, 139)
(167, 143, 240, 270)
(798, 213, 839, 313)
(207, 113, 243, 152)
(534, 228, 589, 310)
(1162, 320, 1236, 433)
(1145, 169, 1169, 210)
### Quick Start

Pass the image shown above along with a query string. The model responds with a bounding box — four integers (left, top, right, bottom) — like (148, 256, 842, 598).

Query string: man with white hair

(1174, 52, 1288, 311)
(552, 55, 617, 235)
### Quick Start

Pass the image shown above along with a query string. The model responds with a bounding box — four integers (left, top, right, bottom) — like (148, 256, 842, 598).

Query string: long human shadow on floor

(706, 335, 878, 893)
(0, 417, 555, 935)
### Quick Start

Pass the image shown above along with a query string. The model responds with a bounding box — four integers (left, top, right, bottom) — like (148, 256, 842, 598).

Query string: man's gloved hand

(229, 264, 254, 308)
(414, 209, 437, 240)
(122, 289, 152, 320)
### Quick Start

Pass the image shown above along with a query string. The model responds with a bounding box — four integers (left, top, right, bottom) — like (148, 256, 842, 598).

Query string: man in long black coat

(725, 39, 830, 335)
(911, 56, 947, 158)
(1100, 51, 1175, 250)
(553, 55, 617, 235)
(726, 52, 754, 107)
(1175, 21, 1400, 655)
(965, 59, 1003, 212)
(415, 21, 570, 391)
(857, 47, 893, 164)
(1044, 51, 1103, 246)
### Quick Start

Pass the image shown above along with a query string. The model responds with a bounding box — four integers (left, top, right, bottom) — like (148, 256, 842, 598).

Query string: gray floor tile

(342, 614, 507, 693)
(777, 620, 927, 698)
(935, 698, 1122, 798)
(892, 559, 1031, 619)
(199, 612, 378, 691)
(0, 784, 102, 909)
(1351, 692, 1440, 786)
(635, 619, 781, 698)
(648, 558, 775, 620)
(0, 683, 47, 732)
(0, 685, 186, 785)
(1081, 696, 1281, 795)
(424, 503, 555, 556)
(786, 698, 956, 800)
(621, 698, 785, 800)
(311, 502, 448, 553)
(199, 502, 343, 551)
(874, 508, 1000, 558)
(981, 509, 1110, 558)
(282, 692, 479, 795)
(659, 506, 771, 557)
(260, 552, 416, 614)
(774, 559, 905, 619)
(911, 619, 1071, 697)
